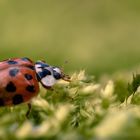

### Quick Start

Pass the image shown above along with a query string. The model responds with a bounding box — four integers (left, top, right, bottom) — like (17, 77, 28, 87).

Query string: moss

(0, 71, 140, 140)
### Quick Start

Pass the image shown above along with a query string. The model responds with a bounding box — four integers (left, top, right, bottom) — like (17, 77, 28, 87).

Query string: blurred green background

(0, 0, 140, 76)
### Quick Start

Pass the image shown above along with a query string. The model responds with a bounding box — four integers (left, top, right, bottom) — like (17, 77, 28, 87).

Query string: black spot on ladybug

(21, 57, 32, 62)
(25, 74, 33, 80)
(37, 69, 51, 79)
(5, 82, 16, 92)
(7, 60, 18, 65)
(12, 94, 23, 105)
(26, 85, 35, 92)
(0, 98, 4, 106)
(26, 65, 35, 70)
(53, 70, 61, 80)
(9, 68, 19, 77)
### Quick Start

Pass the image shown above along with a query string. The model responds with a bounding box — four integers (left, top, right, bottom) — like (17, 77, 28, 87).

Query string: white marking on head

(52, 67, 61, 74)
(35, 64, 42, 72)
(41, 75, 57, 87)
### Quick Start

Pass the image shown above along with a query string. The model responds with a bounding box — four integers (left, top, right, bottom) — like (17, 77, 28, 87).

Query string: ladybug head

(35, 61, 70, 88)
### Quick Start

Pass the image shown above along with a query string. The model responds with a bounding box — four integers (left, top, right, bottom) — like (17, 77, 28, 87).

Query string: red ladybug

(0, 57, 70, 115)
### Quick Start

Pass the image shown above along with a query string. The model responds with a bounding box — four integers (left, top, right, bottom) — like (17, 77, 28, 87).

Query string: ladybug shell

(0, 58, 39, 106)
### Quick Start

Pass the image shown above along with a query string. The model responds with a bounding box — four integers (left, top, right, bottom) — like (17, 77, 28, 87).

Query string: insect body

(0, 57, 70, 107)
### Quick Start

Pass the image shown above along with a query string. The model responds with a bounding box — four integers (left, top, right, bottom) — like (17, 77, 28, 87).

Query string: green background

(0, 1, 140, 139)
(0, 0, 140, 76)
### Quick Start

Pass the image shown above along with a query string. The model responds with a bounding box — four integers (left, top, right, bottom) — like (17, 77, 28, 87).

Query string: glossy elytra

(0, 57, 70, 114)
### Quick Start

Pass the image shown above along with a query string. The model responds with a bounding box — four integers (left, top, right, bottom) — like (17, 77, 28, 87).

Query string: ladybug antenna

(60, 60, 71, 82)
(59, 61, 71, 82)
(60, 68, 71, 82)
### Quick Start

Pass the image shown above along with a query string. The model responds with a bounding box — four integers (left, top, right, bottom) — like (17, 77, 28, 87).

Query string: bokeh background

(0, 0, 140, 76)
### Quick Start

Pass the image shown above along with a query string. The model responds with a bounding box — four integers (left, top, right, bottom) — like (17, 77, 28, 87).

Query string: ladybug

(0, 57, 70, 116)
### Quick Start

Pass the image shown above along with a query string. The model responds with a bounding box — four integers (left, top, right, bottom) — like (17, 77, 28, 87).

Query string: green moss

(0, 71, 140, 139)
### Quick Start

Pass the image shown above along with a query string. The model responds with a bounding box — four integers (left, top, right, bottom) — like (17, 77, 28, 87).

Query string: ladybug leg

(42, 85, 54, 91)
(26, 103, 32, 118)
